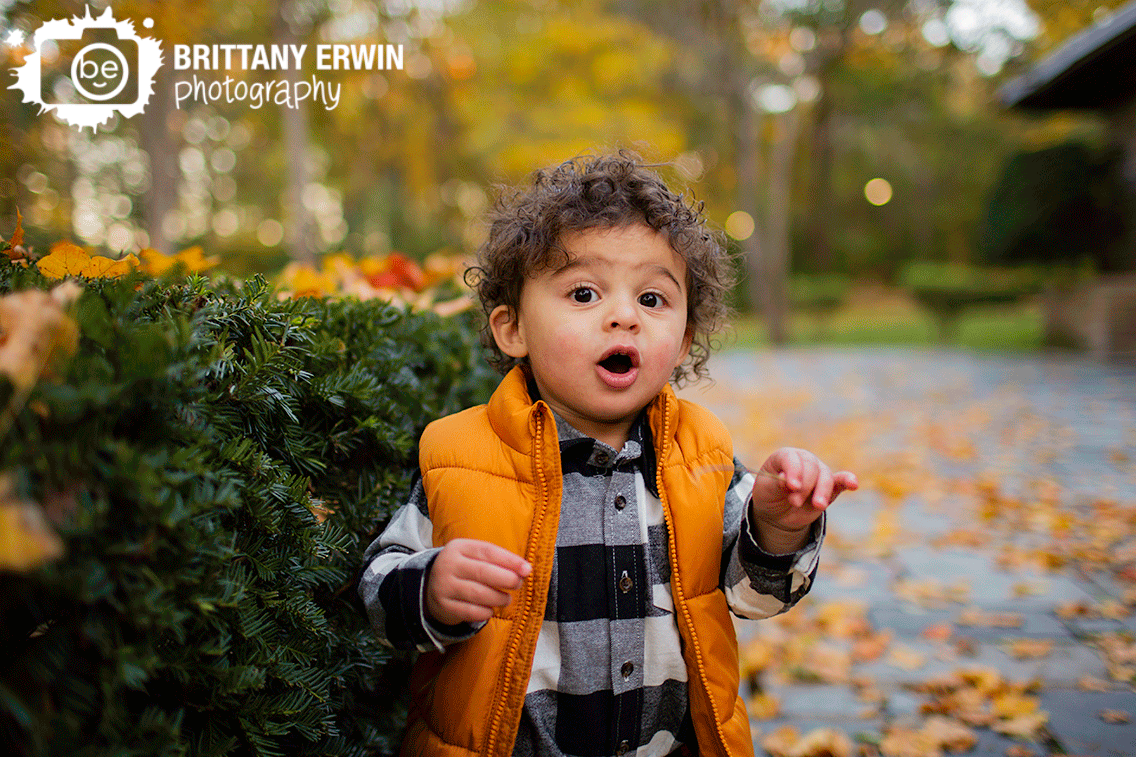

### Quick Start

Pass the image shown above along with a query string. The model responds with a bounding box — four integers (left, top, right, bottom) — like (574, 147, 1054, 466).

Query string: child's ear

(489, 304, 528, 359)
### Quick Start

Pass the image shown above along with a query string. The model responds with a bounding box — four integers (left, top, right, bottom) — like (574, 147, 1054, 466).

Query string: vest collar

(486, 365, 678, 462)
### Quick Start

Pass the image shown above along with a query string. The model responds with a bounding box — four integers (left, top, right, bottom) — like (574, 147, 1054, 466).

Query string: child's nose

(606, 296, 640, 331)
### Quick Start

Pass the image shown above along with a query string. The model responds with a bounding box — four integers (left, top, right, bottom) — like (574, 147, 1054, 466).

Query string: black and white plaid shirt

(359, 410, 823, 757)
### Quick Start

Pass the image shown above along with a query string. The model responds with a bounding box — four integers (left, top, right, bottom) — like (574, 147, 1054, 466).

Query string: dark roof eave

(998, 1, 1136, 110)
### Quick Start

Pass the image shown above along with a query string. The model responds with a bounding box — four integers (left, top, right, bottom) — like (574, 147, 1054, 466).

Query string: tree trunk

(139, 65, 178, 254)
(764, 108, 803, 345)
(275, 0, 316, 265)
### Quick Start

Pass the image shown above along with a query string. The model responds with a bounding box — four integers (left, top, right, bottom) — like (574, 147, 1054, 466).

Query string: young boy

(359, 152, 857, 757)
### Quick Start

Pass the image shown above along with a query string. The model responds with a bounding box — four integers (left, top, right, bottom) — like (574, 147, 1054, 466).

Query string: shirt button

(621, 661, 634, 678)
(614, 495, 626, 510)
(594, 451, 610, 466)
(616, 741, 630, 756)
(619, 571, 633, 594)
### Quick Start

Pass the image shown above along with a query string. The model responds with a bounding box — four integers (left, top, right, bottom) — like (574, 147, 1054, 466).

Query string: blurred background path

(683, 347, 1136, 757)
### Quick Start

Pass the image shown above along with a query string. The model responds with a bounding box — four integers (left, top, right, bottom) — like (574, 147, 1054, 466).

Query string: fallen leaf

(748, 692, 780, 720)
(791, 728, 854, 757)
(1077, 675, 1111, 692)
(1003, 746, 1033, 757)
(1099, 709, 1131, 724)
(921, 624, 953, 643)
(921, 716, 978, 751)
(886, 645, 927, 671)
(762, 726, 801, 757)
(1007, 639, 1053, 660)
(879, 725, 941, 757)
(991, 710, 1048, 739)
(957, 608, 1023, 628)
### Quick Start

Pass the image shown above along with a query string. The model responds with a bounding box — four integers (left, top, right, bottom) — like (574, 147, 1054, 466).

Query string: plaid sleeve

(720, 457, 826, 619)
(358, 477, 484, 652)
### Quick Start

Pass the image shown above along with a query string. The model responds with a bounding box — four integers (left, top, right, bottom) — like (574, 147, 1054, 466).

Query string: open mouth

(599, 353, 634, 374)
(597, 347, 639, 375)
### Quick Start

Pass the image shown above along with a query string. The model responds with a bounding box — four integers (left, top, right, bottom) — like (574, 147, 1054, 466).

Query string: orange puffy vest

(401, 366, 755, 757)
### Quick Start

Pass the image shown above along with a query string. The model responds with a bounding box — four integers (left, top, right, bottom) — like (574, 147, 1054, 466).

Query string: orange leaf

(4, 208, 25, 254)
(36, 241, 91, 279)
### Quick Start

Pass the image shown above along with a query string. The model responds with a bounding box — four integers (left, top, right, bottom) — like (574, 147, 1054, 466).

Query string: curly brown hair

(465, 150, 735, 386)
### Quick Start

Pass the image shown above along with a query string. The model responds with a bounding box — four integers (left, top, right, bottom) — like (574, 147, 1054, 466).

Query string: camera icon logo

(9, 5, 163, 132)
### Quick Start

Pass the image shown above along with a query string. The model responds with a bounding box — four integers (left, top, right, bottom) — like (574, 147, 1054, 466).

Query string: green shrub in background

(899, 262, 1044, 343)
(0, 257, 498, 756)
(788, 274, 851, 340)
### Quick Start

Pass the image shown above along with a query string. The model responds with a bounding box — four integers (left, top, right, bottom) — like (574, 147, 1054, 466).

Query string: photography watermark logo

(8, 5, 163, 132)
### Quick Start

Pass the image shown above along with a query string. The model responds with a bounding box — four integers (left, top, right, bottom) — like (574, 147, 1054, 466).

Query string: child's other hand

(426, 538, 533, 626)
(750, 447, 858, 554)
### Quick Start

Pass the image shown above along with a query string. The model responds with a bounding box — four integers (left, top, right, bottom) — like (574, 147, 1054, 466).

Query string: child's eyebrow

(554, 256, 684, 290)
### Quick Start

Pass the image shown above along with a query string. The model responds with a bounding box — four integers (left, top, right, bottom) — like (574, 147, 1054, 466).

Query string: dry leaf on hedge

(0, 288, 80, 391)
(1099, 709, 1131, 724)
(0, 473, 64, 571)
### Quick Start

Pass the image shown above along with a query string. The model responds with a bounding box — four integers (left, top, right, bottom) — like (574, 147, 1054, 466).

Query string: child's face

(489, 223, 693, 448)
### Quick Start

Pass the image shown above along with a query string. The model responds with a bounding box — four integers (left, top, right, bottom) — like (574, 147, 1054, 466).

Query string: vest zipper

(655, 393, 730, 756)
(483, 407, 550, 756)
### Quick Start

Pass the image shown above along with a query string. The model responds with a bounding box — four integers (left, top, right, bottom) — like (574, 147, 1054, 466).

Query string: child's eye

(571, 287, 595, 303)
(639, 292, 663, 308)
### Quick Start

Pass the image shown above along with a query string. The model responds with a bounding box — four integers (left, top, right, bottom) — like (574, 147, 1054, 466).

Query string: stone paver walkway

(682, 347, 1136, 757)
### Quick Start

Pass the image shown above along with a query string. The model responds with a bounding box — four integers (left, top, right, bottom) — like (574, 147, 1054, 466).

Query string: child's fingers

(811, 464, 834, 508)
(458, 539, 532, 579)
(447, 578, 513, 610)
(832, 471, 859, 499)
(435, 597, 497, 624)
(769, 448, 802, 492)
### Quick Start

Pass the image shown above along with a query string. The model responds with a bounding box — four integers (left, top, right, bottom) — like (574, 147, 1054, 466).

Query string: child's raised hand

(426, 538, 533, 626)
(750, 447, 858, 554)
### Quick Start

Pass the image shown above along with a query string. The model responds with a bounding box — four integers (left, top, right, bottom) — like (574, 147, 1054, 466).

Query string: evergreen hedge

(0, 257, 498, 756)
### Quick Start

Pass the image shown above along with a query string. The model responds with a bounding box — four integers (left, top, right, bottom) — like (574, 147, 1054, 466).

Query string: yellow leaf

(0, 473, 64, 572)
(992, 692, 1039, 719)
(991, 710, 1048, 738)
(35, 241, 91, 279)
(175, 245, 220, 272)
(83, 254, 138, 279)
(139, 248, 176, 275)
